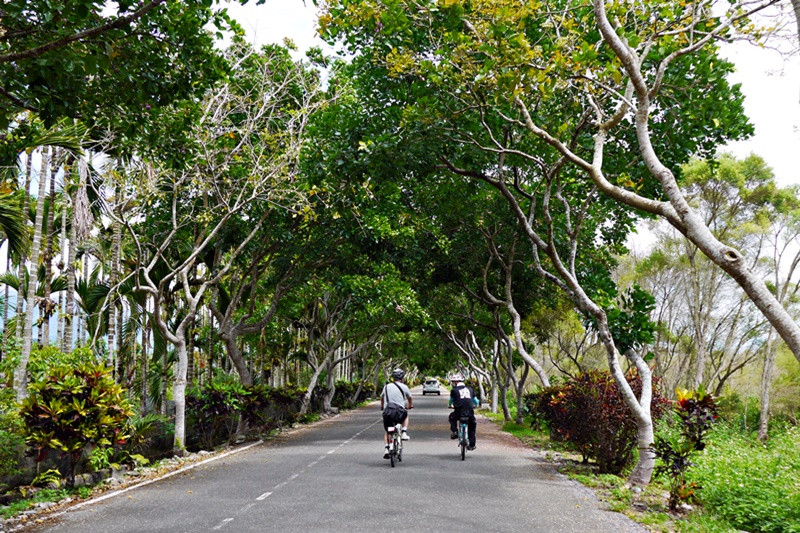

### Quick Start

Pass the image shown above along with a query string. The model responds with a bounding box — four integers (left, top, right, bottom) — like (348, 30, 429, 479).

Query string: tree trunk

(589, 1, 800, 364)
(220, 330, 253, 386)
(141, 309, 150, 415)
(323, 360, 337, 412)
(160, 340, 168, 417)
(299, 358, 327, 415)
(172, 338, 189, 454)
(515, 364, 530, 425)
(77, 252, 89, 345)
(108, 216, 121, 377)
(3, 256, 10, 334)
(15, 151, 33, 341)
(14, 147, 50, 399)
(499, 376, 511, 421)
(758, 332, 777, 440)
(41, 150, 58, 347)
(505, 301, 550, 387)
(116, 294, 124, 381)
(187, 317, 196, 385)
(57, 189, 67, 349)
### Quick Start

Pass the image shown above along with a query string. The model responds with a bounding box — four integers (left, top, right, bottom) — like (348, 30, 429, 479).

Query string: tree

(112, 42, 322, 453)
(14, 129, 84, 399)
(756, 184, 800, 438)
(320, 0, 800, 369)
(0, 1, 247, 132)
(322, 0, 728, 483)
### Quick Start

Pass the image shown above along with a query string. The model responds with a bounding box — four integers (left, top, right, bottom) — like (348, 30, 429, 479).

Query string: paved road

(29, 388, 644, 532)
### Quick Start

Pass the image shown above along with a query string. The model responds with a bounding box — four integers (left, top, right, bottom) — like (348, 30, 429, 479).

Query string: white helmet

(450, 373, 465, 383)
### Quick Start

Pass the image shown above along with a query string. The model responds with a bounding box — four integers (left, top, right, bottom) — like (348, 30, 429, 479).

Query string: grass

(689, 424, 800, 533)
(296, 412, 321, 424)
(0, 488, 70, 519)
(483, 409, 799, 532)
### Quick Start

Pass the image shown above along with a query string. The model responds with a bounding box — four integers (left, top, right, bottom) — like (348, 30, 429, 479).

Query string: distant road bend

(29, 388, 644, 532)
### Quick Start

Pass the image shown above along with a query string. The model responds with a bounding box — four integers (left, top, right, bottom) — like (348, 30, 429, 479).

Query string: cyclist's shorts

(382, 404, 408, 430)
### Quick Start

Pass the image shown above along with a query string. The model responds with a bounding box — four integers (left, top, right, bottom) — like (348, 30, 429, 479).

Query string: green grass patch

(689, 424, 800, 533)
(296, 413, 320, 424)
(673, 512, 737, 533)
(0, 488, 70, 519)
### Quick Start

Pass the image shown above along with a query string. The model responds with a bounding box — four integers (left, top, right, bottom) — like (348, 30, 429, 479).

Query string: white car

(421, 379, 441, 395)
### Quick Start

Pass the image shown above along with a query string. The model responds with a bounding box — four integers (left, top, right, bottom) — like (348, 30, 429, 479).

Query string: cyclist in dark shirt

(448, 373, 479, 450)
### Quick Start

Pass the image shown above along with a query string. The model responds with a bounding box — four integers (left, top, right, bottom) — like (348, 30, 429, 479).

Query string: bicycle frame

(458, 417, 469, 460)
(387, 423, 403, 467)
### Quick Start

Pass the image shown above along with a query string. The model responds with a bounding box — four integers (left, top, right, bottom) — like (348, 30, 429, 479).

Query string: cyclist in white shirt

(380, 369, 413, 458)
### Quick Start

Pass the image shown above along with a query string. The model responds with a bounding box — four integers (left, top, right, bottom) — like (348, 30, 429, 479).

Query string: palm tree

(4, 119, 85, 399)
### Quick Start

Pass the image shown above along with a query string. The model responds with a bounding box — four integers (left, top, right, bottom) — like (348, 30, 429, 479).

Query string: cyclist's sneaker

(450, 431, 458, 439)
(467, 445, 476, 451)
(383, 447, 390, 459)
(401, 430, 410, 441)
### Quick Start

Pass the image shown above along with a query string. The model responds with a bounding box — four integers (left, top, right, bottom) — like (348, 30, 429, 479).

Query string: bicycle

(386, 422, 403, 467)
(457, 413, 470, 460)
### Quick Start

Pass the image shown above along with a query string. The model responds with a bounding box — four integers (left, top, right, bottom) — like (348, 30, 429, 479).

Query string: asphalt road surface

(28, 388, 644, 532)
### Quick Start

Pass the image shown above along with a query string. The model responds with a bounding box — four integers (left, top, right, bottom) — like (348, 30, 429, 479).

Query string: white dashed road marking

(212, 517, 234, 530)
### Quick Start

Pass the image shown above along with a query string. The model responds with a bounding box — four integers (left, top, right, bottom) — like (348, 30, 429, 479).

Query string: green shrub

(525, 370, 670, 474)
(716, 393, 761, 433)
(186, 378, 308, 448)
(19, 362, 133, 485)
(652, 388, 719, 510)
(0, 388, 24, 479)
(240, 385, 279, 435)
(267, 385, 306, 421)
(123, 412, 171, 457)
(331, 380, 376, 409)
(186, 374, 245, 450)
(691, 424, 800, 533)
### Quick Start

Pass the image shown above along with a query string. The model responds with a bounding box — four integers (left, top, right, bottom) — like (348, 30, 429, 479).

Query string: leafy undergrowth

(481, 410, 788, 532)
(690, 425, 800, 533)
(0, 487, 91, 519)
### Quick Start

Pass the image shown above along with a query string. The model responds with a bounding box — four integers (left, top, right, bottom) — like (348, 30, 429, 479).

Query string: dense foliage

(526, 370, 669, 474)
(19, 362, 133, 484)
(652, 388, 719, 510)
(691, 425, 800, 533)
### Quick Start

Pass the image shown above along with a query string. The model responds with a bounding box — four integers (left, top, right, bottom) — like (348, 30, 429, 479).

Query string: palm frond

(28, 120, 88, 155)
(0, 271, 20, 289)
(0, 193, 29, 260)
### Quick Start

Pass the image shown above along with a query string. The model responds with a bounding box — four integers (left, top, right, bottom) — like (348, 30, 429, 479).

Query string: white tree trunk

(758, 332, 777, 440)
(63, 202, 76, 352)
(58, 191, 67, 348)
(108, 217, 121, 375)
(15, 152, 33, 341)
(173, 339, 189, 453)
(590, 0, 800, 364)
(14, 148, 51, 400)
(299, 360, 327, 415)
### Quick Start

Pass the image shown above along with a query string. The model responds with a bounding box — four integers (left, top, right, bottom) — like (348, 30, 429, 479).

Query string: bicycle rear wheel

(460, 423, 467, 460)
